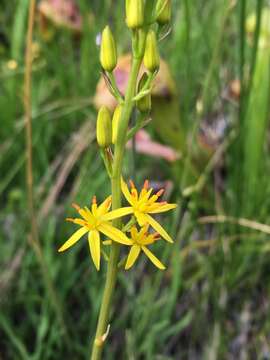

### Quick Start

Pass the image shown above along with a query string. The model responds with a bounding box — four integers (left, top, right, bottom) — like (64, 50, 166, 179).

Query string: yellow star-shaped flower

(58, 196, 132, 270)
(125, 225, 165, 270)
(112, 179, 177, 243)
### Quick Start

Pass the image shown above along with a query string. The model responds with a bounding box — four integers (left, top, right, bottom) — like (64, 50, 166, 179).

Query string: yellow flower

(125, 225, 165, 270)
(116, 179, 177, 242)
(58, 196, 132, 270)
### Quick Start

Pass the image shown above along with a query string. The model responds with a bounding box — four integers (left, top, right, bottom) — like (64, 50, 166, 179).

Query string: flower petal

(78, 207, 93, 222)
(97, 196, 112, 216)
(125, 245, 141, 269)
(148, 203, 177, 214)
(98, 222, 132, 245)
(58, 227, 88, 252)
(102, 207, 133, 221)
(121, 178, 134, 205)
(144, 214, 174, 243)
(142, 246, 165, 270)
(88, 230, 101, 270)
(135, 211, 148, 226)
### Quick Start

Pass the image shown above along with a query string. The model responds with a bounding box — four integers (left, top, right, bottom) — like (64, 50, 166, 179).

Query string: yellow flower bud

(112, 104, 123, 144)
(157, 0, 171, 25)
(137, 73, 151, 113)
(143, 30, 160, 73)
(100, 26, 117, 72)
(126, 0, 144, 29)
(96, 106, 112, 147)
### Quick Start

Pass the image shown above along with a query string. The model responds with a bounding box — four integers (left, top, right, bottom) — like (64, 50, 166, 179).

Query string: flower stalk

(90, 44, 145, 360)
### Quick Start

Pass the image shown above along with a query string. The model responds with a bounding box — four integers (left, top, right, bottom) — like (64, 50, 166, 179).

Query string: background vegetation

(1, 0, 270, 359)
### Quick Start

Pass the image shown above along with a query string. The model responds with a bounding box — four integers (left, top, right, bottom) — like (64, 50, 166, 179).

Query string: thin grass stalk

(24, 0, 68, 340)
(247, 0, 263, 97)
(234, 0, 247, 215)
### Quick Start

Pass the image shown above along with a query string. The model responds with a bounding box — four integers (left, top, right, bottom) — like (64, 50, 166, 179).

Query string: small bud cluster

(96, 0, 172, 149)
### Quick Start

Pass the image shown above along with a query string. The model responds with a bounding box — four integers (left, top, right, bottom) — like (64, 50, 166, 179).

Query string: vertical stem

(90, 57, 142, 360)
(24, 0, 36, 243)
(24, 0, 68, 339)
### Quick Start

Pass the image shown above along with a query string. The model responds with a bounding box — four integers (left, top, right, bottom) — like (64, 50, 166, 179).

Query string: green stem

(90, 53, 143, 360)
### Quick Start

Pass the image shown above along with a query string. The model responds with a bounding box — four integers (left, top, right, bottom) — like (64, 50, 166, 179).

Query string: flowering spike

(126, 0, 144, 29)
(143, 30, 160, 73)
(100, 26, 117, 72)
(96, 106, 112, 148)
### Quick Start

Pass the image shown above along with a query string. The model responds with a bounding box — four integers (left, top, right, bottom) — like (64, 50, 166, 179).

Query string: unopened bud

(112, 104, 123, 144)
(126, 0, 144, 29)
(100, 26, 117, 72)
(96, 106, 112, 147)
(137, 73, 151, 113)
(143, 30, 160, 73)
(156, 0, 171, 25)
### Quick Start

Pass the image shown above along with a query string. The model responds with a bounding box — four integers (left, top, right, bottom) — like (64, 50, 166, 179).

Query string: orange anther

(156, 189, 164, 197)
(129, 179, 135, 188)
(143, 180, 149, 189)
(72, 203, 80, 211)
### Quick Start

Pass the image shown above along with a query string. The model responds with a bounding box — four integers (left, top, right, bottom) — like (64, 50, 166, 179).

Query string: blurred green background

(1, 0, 270, 359)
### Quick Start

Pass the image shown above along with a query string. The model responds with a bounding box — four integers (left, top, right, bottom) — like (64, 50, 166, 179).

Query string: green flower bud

(96, 106, 112, 147)
(126, 0, 144, 29)
(143, 30, 160, 73)
(100, 26, 117, 72)
(156, 0, 171, 25)
(137, 73, 151, 113)
(112, 104, 123, 144)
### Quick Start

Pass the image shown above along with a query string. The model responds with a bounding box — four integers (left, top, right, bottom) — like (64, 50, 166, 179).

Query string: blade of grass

(23, 0, 69, 341)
